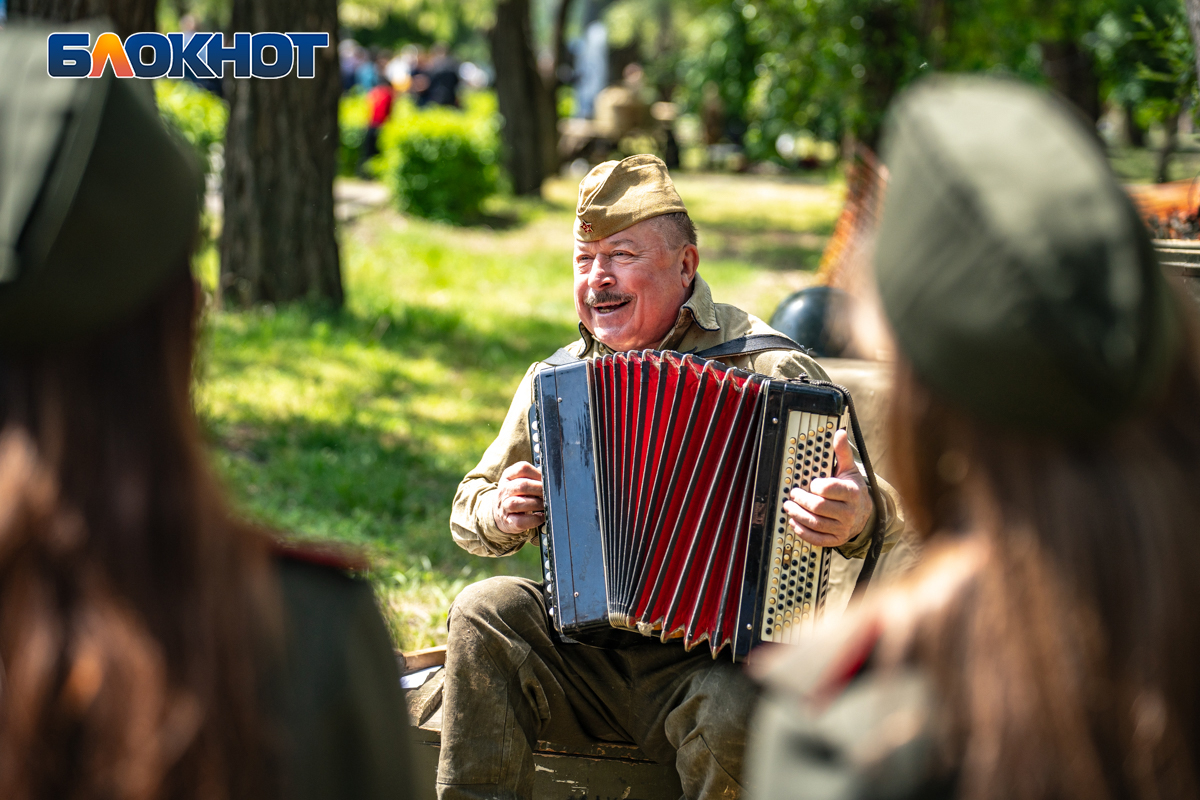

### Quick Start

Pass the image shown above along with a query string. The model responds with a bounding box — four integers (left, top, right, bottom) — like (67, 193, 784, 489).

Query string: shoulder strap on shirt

(694, 333, 813, 360)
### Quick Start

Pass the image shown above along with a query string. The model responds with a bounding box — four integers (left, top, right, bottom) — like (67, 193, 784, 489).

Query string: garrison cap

(0, 24, 201, 350)
(875, 75, 1180, 435)
(575, 154, 687, 242)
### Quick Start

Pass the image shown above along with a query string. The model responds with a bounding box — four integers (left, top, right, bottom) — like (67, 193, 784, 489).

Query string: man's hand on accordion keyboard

(783, 429, 874, 548)
(494, 461, 545, 538)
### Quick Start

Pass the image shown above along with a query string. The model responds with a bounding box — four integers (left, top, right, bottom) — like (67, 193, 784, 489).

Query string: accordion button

(549, 607, 555, 616)
(544, 559, 551, 570)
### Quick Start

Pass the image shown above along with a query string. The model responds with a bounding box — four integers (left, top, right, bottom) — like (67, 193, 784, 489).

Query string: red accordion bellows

(592, 351, 768, 653)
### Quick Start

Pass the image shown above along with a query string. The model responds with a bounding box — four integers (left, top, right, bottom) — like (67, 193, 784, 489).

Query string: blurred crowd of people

(337, 39, 488, 109)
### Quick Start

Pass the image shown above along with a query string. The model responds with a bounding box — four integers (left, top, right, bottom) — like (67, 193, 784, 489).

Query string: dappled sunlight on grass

(197, 170, 842, 648)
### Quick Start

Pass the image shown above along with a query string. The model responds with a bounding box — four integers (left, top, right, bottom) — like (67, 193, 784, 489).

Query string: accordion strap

(541, 334, 811, 368)
(692, 333, 813, 360)
(542, 347, 583, 367)
(800, 377, 886, 601)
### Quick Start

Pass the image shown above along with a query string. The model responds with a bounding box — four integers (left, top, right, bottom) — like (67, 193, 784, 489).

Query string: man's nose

(586, 255, 614, 289)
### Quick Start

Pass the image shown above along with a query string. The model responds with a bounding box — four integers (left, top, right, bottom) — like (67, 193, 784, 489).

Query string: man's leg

(437, 576, 632, 800)
(615, 646, 760, 800)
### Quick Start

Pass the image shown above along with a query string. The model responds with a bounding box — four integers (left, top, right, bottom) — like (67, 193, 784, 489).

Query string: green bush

(155, 80, 227, 176)
(378, 92, 501, 225)
(339, 92, 371, 178)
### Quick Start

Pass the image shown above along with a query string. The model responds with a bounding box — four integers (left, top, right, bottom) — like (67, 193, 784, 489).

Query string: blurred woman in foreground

(750, 76, 1200, 800)
(0, 27, 410, 800)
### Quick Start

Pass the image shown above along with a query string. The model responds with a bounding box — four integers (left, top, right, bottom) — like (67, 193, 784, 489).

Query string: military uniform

(441, 264, 908, 799)
(747, 76, 1186, 800)
(275, 551, 415, 800)
(0, 26, 416, 799)
(749, 615, 953, 800)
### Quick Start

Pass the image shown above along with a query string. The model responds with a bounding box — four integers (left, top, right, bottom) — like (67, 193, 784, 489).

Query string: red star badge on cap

(580, 220, 593, 234)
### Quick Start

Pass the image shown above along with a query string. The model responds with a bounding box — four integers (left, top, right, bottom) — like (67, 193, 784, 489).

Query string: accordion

(528, 349, 865, 661)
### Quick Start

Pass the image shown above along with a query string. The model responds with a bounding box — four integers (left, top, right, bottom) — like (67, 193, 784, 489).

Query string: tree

(219, 0, 343, 307)
(1185, 0, 1200, 80)
(489, 0, 557, 196)
(7, 0, 156, 37)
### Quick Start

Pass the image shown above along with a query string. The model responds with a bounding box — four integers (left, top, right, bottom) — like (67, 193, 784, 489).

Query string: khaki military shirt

(450, 274, 906, 559)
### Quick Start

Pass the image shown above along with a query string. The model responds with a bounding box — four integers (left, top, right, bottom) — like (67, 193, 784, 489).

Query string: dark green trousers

(437, 577, 756, 800)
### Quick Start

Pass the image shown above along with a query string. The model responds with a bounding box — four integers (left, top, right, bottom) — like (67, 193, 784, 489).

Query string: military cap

(0, 24, 201, 350)
(575, 154, 687, 242)
(874, 75, 1180, 435)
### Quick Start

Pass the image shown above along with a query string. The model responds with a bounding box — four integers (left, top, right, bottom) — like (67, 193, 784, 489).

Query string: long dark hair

(0, 268, 280, 800)
(880, 335, 1200, 800)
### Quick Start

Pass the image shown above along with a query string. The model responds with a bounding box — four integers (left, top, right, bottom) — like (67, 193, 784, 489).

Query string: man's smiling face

(573, 218, 699, 352)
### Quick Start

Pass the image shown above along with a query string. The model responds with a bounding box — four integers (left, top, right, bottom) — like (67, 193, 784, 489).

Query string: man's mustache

(586, 289, 635, 308)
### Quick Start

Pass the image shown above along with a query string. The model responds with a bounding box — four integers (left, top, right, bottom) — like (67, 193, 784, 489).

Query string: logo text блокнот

(47, 32, 331, 79)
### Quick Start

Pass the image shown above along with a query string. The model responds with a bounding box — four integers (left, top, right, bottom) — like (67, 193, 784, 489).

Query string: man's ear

(680, 243, 699, 287)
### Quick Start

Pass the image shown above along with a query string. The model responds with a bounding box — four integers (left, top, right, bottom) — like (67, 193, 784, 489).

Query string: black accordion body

(528, 350, 851, 661)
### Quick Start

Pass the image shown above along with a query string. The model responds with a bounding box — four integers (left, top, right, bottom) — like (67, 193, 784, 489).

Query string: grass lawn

(195, 170, 841, 649)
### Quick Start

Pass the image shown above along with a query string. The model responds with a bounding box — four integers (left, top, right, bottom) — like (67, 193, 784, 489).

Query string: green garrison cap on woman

(0, 24, 201, 350)
(874, 76, 1181, 436)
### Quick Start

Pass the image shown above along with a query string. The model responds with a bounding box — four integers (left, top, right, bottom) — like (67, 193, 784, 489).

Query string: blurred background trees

(29, 0, 1200, 291)
(8, 0, 156, 36)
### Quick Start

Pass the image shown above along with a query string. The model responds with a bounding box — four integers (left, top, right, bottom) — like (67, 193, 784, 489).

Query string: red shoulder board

(272, 539, 371, 574)
(813, 617, 883, 707)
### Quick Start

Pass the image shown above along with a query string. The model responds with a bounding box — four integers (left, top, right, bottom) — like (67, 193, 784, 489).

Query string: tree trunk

(1184, 0, 1200, 87)
(1040, 40, 1101, 125)
(550, 0, 576, 89)
(7, 0, 156, 37)
(219, 0, 343, 307)
(1125, 101, 1147, 148)
(1156, 110, 1180, 184)
(490, 0, 554, 196)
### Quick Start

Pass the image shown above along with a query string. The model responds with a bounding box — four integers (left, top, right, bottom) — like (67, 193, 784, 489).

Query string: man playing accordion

(442, 155, 907, 800)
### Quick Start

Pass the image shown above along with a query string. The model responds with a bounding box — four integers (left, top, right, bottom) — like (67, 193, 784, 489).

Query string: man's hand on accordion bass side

(783, 429, 874, 548)
(494, 461, 546, 537)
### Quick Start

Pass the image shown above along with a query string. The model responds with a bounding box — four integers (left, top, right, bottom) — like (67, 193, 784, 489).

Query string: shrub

(339, 92, 371, 178)
(378, 92, 501, 225)
(155, 79, 227, 177)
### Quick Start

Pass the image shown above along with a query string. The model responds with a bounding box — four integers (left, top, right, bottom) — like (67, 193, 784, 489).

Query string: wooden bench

(401, 647, 683, 800)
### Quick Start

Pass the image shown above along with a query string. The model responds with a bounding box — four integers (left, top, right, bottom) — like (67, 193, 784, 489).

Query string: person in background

(338, 38, 364, 95)
(386, 44, 419, 94)
(0, 27, 412, 800)
(750, 75, 1200, 800)
(360, 66, 395, 175)
(356, 46, 381, 93)
(420, 44, 460, 108)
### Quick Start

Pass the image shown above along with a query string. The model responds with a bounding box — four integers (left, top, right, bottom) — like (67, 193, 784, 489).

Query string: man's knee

(448, 576, 550, 661)
(666, 663, 758, 792)
(450, 576, 544, 626)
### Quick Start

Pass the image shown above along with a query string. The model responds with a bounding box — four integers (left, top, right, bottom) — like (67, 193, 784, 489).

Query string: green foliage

(1095, 0, 1197, 115)
(339, 0, 494, 62)
(1130, 3, 1198, 121)
(155, 79, 227, 175)
(378, 92, 501, 224)
(339, 93, 373, 178)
